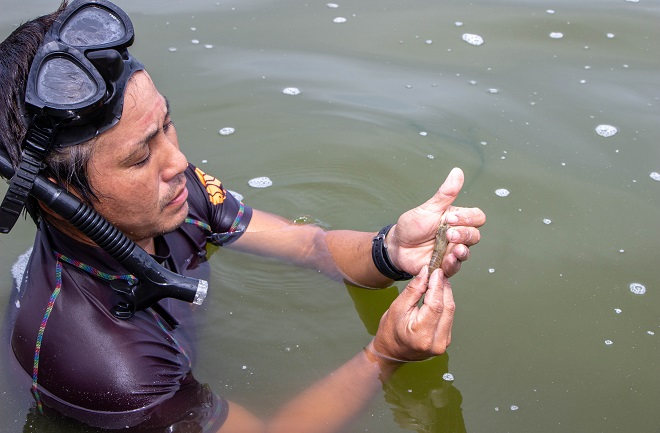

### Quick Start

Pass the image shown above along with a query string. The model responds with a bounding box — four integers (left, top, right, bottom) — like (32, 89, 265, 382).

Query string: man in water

(0, 1, 485, 432)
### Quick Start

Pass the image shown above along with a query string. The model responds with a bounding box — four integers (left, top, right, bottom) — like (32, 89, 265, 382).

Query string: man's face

(86, 70, 189, 247)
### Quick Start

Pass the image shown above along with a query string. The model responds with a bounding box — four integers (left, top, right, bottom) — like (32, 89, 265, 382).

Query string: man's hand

(368, 266, 455, 362)
(386, 167, 486, 278)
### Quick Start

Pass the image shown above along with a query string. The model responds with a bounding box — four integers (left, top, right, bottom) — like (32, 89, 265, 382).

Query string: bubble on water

(510, 405, 519, 411)
(606, 33, 615, 39)
(168, 47, 177, 52)
(228, 190, 244, 202)
(604, 340, 613, 345)
(614, 308, 622, 314)
(427, 154, 435, 160)
(487, 88, 500, 94)
(462, 33, 484, 46)
(204, 44, 214, 49)
(442, 373, 454, 381)
(455, 21, 463, 27)
(495, 188, 510, 197)
(542, 218, 552, 225)
(333, 17, 347, 23)
(549, 32, 564, 39)
(488, 268, 496, 274)
(595, 124, 618, 137)
(326, 2, 338, 8)
(219, 127, 235, 136)
(12, 248, 32, 290)
(419, 131, 428, 136)
(248, 177, 273, 188)
(283, 87, 301, 96)
(647, 331, 655, 336)
(191, 39, 199, 44)
(625, 0, 639, 3)
(546, 9, 556, 14)
(629, 282, 646, 295)
(649, 172, 660, 181)
(201, 159, 208, 164)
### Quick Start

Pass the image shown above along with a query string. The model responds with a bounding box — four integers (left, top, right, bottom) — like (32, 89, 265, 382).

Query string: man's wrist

(371, 224, 413, 281)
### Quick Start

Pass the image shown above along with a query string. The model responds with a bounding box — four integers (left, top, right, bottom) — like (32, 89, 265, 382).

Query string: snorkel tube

(0, 148, 208, 322)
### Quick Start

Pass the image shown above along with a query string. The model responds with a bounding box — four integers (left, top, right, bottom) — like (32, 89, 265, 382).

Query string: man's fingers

(395, 266, 430, 310)
(424, 269, 446, 316)
(416, 269, 455, 350)
(445, 207, 487, 229)
(434, 275, 455, 348)
(447, 226, 482, 246)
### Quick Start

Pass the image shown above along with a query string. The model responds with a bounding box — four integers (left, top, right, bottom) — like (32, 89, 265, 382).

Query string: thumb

(392, 266, 430, 311)
(426, 167, 464, 212)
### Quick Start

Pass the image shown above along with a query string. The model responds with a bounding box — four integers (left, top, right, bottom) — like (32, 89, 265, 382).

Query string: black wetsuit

(9, 164, 252, 431)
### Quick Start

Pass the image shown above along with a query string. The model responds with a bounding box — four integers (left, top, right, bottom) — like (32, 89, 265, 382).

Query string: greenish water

(1, 0, 659, 432)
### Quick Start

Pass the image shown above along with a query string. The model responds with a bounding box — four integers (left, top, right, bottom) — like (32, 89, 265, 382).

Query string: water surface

(1, 0, 659, 432)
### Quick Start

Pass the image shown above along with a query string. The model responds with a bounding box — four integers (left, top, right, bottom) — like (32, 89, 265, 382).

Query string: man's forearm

(267, 347, 399, 433)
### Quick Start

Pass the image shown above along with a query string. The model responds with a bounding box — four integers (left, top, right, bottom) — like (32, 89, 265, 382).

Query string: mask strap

(0, 116, 57, 233)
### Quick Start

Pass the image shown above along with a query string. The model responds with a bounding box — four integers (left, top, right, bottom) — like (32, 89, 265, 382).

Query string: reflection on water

(1, 0, 660, 432)
(348, 283, 466, 433)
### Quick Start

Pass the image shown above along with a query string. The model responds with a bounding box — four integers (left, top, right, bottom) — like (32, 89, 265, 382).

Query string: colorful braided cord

(185, 217, 211, 232)
(31, 252, 139, 413)
(31, 260, 63, 413)
(55, 252, 138, 285)
(185, 201, 245, 244)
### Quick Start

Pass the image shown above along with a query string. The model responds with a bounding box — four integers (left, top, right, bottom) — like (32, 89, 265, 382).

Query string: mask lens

(36, 56, 99, 107)
(59, 5, 127, 47)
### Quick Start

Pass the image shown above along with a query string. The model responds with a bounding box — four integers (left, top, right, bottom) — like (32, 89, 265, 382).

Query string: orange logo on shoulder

(195, 167, 226, 205)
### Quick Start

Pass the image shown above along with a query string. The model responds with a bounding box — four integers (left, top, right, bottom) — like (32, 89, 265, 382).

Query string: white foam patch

(629, 282, 646, 295)
(462, 33, 484, 46)
(248, 177, 273, 188)
(595, 124, 618, 137)
(228, 190, 244, 201)
(11, 247, 33, 292)
(282, 87, 301, 96)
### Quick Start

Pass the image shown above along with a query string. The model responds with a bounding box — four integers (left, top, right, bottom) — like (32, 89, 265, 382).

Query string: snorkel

(0, 0, 207, 322)
(0, 151, 208, 322)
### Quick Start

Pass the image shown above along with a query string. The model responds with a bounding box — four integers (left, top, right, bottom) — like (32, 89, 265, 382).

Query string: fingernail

(446, 214, 459, 224)
(447, 229, 458, 242)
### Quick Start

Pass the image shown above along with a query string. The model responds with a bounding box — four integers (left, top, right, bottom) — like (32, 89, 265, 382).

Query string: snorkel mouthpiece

(194, 280, 208, 305)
